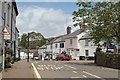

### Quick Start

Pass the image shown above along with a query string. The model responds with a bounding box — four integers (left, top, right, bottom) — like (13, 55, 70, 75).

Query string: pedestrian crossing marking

(45, 67, 49, 70)
(37, 64, 64, 71)
(51, 67, 54, 70)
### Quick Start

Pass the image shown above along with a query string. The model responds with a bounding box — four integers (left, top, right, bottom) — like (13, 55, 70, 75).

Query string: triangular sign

(2, 26, 10, 35)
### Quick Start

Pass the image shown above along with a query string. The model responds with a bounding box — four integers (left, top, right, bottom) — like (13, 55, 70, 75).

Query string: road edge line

(31, 63, 41, 79)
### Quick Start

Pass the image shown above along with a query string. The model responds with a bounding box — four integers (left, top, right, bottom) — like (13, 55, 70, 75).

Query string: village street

(31, 60, 119, 80)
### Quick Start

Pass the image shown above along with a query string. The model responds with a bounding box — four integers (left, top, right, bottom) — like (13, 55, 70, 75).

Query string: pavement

(2, 60, 36, 80)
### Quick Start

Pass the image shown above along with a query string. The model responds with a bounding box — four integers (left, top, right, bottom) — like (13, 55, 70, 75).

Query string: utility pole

(27, 33, 29, 62)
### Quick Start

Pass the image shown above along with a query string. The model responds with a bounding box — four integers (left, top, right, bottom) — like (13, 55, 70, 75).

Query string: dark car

(56, 54, 70, 61)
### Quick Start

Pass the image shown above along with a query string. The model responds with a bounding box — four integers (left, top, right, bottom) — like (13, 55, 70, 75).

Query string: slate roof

(67, 29, 83, 37)
(53, 35, 66, 43)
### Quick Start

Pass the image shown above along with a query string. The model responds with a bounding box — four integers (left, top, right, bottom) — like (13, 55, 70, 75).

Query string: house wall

(79, 40, 97, 57)
(46, 44, 52, 53)
(52, 43, 59, 54)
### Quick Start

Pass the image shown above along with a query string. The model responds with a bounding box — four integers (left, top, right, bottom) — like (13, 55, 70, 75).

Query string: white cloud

(17, 6, 78, 38)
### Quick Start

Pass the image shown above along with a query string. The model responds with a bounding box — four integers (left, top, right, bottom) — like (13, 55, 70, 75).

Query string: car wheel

(60, 59, 63, 61)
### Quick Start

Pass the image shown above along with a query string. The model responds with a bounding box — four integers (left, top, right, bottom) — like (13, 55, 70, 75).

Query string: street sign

(2, 26, 10, 36)
(1, 26, 10, 40)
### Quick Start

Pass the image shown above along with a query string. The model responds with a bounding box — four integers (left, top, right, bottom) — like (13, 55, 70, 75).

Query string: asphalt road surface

(31, 60, 119, 80)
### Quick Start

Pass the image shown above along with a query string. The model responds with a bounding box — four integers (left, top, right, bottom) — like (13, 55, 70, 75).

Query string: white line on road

(83, 71, 105, 80)
(37, 67, 44, 71)
(82, 75, 87, 78)
(45, 67, 49, 70)
(64, 65, 76, 70)
(71, 77, 80, 78)
(73, 71, 78, 73)
(31, 63, 41, 78)
(51, 67, 54, 70)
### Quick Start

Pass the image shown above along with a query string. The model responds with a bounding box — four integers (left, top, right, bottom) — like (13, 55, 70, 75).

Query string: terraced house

(0, 0, 19, 70)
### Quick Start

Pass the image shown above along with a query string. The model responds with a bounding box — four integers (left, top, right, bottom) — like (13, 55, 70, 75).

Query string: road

(31, 60, 119, 80)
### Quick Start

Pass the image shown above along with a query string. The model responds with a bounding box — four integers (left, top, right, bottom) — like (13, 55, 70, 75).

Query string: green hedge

(95, 52, 120, 69)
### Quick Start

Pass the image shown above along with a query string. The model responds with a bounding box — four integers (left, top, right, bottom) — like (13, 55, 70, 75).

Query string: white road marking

(83, 75, 87, 78)
(64, 65, 76, 70)
(73, 71, 78, 73)
(35, 61, 38, 63)
(45, 67, 49, 70)
(48, 65, 50, 66)
(31, 63, 41, 78)
(71, 77, 80, 78)
(44, 65, 46, 66)
(55, 67, 58, 70)
(51, 67, 54, 70)
(37, 67, 44, 71)
(83, 71, 105, 80)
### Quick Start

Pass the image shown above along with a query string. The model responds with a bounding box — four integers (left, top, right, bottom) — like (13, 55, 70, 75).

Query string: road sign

(1, 26, 10, 40)
(2, 26, 10, 36)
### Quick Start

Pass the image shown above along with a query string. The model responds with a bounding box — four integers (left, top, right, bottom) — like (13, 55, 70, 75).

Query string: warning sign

(2, 26, 10, 36)
(1, 26, 11, 40)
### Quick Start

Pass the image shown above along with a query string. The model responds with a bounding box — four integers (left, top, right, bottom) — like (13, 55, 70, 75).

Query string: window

(55, 44, 57, 48)
(7, 4, 10, 26)
(85, 40, 89, 46)
(70, 39, 73, 45)
(85, 50, 89, 56)
(50, 45, 52, 49)
(60, 43, 64, 48)
(4, 13, 6, 26)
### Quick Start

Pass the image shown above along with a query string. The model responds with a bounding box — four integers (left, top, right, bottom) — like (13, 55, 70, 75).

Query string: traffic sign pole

(2, 35, 5, 71)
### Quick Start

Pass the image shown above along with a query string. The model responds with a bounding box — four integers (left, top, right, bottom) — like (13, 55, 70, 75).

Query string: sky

(16, 1, 80, 38)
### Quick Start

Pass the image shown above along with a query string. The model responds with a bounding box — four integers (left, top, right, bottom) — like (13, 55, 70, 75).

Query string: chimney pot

(67, 26, 71, 34)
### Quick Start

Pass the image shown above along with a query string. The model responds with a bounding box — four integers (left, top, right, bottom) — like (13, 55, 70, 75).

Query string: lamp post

(27, 33, 29, 62)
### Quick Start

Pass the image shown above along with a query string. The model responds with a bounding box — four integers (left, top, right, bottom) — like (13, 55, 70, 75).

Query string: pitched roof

(53, 35, 66, 43)
(67, 29, 82, 37)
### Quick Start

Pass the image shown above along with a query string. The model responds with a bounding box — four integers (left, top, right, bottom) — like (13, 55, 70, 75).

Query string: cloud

(17, 6, 76, 38)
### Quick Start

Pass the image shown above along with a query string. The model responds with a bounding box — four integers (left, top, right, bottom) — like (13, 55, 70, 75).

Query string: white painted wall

(20, 52, 33, 60)
(79, 40, 97, 57)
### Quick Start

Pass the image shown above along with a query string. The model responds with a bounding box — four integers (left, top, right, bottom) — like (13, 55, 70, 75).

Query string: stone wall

(95, 52, 120, 69)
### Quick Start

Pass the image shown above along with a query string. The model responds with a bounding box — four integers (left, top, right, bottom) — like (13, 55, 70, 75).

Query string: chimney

(67, 26, 71, 35)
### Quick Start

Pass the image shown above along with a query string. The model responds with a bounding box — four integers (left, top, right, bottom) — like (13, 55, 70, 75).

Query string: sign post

(1, 26, 11, 71)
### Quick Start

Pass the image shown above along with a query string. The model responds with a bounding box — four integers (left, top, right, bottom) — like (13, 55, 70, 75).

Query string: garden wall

(95, 52, 120, 69)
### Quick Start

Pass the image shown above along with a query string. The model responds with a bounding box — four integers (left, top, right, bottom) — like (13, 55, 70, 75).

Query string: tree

(20, 33, 28, 49)
(73, 2, 120, 45)
(19, 32, 46, 49)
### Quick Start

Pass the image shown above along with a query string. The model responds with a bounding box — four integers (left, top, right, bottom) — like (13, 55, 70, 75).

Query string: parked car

(34, 57, 39, 60)
(44, 56, 50, 60)
(56, 54, 70, 61)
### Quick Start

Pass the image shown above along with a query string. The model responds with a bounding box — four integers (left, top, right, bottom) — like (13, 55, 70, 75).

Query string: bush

(6, 49, 14, 55)
(5, 57, 12, 68)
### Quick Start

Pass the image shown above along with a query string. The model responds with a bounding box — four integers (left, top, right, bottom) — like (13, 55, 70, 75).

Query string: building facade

(0, 0, 19, 70)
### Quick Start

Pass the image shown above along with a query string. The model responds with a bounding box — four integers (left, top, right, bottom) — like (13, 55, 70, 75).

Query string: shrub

(5, 57, 12, 68)
(6, 49, 14, 55)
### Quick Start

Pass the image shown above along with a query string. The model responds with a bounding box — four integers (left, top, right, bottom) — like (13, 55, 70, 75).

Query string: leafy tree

(19, 32, 46, 49)
(73, 2, 120, 45)
(19, 33, 28, 49)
